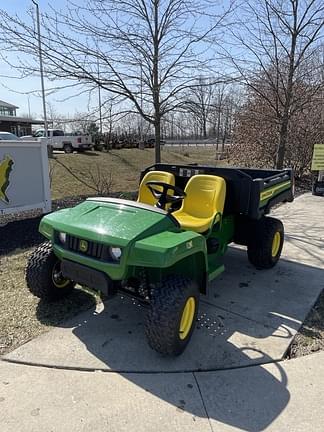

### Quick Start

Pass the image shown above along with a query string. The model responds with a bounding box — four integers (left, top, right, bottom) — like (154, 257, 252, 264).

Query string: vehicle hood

(40, 198, 177, 247)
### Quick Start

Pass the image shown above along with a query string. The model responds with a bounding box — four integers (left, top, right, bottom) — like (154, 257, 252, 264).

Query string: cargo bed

(141, 164, 294, 220)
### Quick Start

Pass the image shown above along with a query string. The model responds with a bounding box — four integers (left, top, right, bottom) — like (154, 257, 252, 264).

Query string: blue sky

(0, 0, 233, 121)
(0, 0, 93, 119)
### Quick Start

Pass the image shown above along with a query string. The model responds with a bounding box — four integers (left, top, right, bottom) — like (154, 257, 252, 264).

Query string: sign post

(311, 144, 324, 196)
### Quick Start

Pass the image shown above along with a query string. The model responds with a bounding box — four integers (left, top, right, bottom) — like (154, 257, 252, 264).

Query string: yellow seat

(137, 170, 175, 207)
(173, 175, 226, 233)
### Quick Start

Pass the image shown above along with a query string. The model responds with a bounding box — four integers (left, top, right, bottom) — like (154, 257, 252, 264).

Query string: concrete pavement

(1, 351, 324, 431)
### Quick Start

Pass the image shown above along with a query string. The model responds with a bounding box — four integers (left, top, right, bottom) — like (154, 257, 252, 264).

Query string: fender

(127, 229, 207, 269)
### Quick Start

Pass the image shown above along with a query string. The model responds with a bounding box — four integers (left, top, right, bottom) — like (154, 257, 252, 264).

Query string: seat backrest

(137, 170, 175, 206)
(180, 175, 226, 218)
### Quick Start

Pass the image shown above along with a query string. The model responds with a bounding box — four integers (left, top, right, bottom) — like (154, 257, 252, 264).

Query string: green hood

(40, 198, 177, 247)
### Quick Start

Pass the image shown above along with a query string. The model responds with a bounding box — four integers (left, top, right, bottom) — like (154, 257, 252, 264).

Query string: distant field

(50, 146, 225, 200)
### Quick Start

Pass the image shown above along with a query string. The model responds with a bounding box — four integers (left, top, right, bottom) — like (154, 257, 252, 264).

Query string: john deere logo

(79, 239, 88, 252)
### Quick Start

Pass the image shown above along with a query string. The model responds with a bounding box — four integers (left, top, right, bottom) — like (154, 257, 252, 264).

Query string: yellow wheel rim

(271, 232, 281, 257)
(179, 297, 195, 340)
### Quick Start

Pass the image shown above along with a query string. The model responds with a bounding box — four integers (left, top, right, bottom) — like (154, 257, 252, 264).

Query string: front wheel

(63, 144, 73, 154)
(247, 217, 284, 269)
(145, 275, 199, 356)
(26, 241, 75, 301)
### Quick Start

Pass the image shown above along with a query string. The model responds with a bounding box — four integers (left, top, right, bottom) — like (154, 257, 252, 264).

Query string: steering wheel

(145, 181, 186, 210)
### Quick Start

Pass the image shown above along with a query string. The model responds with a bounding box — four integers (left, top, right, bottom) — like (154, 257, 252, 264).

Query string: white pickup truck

(21, 129, 93, 153)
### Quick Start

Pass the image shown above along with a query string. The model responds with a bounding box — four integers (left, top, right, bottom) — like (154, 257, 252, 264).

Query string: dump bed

(141, 164, 294, 220)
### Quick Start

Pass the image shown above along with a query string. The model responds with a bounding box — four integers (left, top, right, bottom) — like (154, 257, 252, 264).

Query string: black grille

(66, 234, 104, 260)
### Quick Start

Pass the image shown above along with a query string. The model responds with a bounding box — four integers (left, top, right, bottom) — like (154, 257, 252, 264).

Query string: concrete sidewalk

(1, 351, 324, 431)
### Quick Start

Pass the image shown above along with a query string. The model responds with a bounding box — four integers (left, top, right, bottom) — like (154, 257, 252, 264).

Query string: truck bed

(141, 164, 294, 219)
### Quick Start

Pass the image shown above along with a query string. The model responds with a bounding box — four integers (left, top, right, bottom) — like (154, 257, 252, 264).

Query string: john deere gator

(26, 163, 294, 355)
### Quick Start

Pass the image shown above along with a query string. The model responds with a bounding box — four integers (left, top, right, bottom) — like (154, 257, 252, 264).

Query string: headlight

(110, 247, 122, 261)
(58, 232, 67, 244)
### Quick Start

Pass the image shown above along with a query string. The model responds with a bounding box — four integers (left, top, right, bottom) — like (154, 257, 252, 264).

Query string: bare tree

(0, 0, 233, 163)
(185, 77, 215, 138)
(223, 0, 323, 168)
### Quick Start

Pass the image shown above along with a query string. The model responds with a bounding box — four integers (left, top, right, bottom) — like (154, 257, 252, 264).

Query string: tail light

(77, 137, 81, 143)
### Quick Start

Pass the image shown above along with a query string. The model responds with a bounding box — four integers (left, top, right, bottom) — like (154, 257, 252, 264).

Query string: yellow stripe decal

(260, 181, 291, 202)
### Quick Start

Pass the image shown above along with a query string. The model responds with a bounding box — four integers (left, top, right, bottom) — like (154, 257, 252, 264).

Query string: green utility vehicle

(26, 164, 294, 355)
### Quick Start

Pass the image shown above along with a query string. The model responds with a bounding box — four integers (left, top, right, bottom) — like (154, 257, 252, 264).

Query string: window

(53, 130, 64, 136)
(0, 106, 15, 116)
(10, 126, 18, 135)
(33, 130, 45, 137)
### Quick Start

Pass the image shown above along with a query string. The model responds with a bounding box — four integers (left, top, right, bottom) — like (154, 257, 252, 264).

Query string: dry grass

(0, 249, 97, 356)
(50, 146, 220, 199)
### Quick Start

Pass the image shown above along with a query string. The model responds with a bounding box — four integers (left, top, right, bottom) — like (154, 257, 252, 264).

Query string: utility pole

(32, 0, 48, 138)
(27, 96, 31, 118)
(97, 60, 103, 134)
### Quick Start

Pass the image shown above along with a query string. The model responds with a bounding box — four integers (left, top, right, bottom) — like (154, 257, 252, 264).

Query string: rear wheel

(26, 241, 75, 301)
(145, 275, 199, 356)
(247, 217, 284, 269)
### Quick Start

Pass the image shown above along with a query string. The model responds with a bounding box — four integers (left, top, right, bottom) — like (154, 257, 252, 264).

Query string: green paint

(208, 264, 225, 282)
(39, 198, 235, 288)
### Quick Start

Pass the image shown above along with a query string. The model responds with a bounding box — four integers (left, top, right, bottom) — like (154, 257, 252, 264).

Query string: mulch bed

(286, 290, 324, 358)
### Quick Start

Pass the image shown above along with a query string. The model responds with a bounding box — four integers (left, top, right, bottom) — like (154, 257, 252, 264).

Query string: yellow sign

(311, 144, 324, 171)
(0, 155, 14, 204)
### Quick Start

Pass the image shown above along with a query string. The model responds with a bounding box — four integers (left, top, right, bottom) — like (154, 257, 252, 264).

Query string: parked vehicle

(0, 132, 19, 140)
(26, 163, 294, 356)
(143, 138, 166, 148)
(20, 129, 93, 153)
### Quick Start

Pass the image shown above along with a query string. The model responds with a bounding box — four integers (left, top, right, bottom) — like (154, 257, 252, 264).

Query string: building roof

(0, 115, 43, 124)
(0, 100, 19, 109)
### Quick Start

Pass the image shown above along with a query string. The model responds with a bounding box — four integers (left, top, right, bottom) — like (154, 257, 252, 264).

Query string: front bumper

(61, 259, 116, 296)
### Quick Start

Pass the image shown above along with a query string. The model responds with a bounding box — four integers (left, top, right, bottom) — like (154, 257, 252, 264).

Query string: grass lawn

(50, 146, 220, 199)
(0, 146, 221, 355)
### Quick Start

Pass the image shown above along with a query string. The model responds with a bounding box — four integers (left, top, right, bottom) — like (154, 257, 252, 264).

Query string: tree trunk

(153, 0, 160, 163)
(276, 10, 297, 169)
(203, 117, 207, 138)
(276, 114, 289, 169)
(154, 120, 161, 163)
(216, 108, 221, 152)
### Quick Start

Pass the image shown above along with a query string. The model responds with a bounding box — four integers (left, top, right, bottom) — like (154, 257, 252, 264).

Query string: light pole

(97, 59, 103, 134)
(32, 0, 48, 138)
